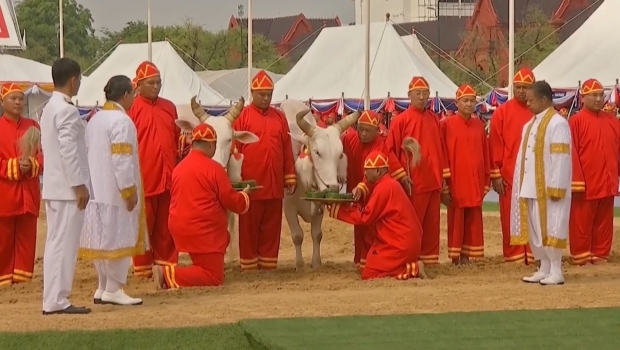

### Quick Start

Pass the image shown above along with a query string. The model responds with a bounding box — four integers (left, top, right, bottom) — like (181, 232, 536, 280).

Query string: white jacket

(41, 91, 91, 200)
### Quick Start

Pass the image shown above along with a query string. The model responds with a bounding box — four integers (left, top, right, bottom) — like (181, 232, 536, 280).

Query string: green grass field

(2, 308, 620, 350)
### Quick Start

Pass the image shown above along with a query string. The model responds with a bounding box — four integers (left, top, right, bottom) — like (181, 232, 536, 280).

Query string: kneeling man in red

(154, 123, 251, 289)
(328, 151, 426, 280)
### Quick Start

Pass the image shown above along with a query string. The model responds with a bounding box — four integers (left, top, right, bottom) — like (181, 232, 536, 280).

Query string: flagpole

(363, 0, 370, 110)
(247, 0, 253, 101)
(508, 0, 514, 99)
(58, 0, 64, 57)
(147, 0, 152, 61)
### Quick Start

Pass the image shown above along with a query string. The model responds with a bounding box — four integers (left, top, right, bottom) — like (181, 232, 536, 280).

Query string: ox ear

(289, 132, 309, 145)
(176, 119, 199, 132)
(233, 130, 259, 144)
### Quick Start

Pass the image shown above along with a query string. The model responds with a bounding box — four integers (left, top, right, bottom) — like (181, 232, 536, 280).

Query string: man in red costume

(326, 112, 336, 126)
(155, 124, 250, 288)
(488, 68, 536, 264)
(313, 112, 327, 128)
(343, 110, 408, 270)
(329, 151, 425, 280)
(233, 70, 296, 271)
(386, 76, 449, 265)
(0, 83, 42, 285)
(568, 79, 620, 265)
(441, 84, 490, 264)
(128, 61, 184, 277)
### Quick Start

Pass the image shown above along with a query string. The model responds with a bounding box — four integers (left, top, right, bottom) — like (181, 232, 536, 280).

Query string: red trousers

(447, 206, 484, 260)
(133, 191, 178, 277)
(163, 253, 224, 288)
(410, 191, 440, 264)
(353, 225, 374, 270)
(499, 186, 534, 264)
(362, 261, 420, 281)
(0, 214, 37, 285)
(569, 196, 614, 265)
(238, 198, 282, 271)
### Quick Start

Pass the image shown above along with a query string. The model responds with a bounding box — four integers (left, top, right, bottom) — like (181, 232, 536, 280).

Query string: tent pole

(147, 0, 152, 61)
(363, 0, 370, 110)
(248, 0, 253, 103)
(58, 0, 64, 57)
(508, 0, 515, 99)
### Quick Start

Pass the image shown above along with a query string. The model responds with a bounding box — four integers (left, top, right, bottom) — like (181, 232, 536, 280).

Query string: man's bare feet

(417, 261, 428, 279)
(152, 265, 166, 290)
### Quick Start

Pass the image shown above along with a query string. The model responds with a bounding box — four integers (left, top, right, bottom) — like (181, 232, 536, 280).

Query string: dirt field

(1, 209, 619, 332)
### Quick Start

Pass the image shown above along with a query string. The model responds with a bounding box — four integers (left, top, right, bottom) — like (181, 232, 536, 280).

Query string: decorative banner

(0, 0, 24, 49)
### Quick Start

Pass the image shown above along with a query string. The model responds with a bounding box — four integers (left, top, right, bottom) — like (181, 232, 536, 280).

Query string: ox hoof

(311, 260, 322, 269)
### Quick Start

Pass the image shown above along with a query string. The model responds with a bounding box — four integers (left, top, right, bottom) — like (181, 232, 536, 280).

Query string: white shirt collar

(53, 90, 72, 103)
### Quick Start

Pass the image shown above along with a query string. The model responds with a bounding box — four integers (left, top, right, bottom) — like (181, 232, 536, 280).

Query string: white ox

(280, 100, 361, 269)
(176, 97, 259, 263)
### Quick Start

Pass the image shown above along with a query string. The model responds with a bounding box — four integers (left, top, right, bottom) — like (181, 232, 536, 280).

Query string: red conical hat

(358, 110, 380, 127)
(364, 151, 389, 169)
(580, 79, 604, 95)
(192, 124, 217, 142)
(408, 76, 430, 92)
(513, 68, 535, 85)
(135, 61, 160, 81)
(456, 84, 476, 100)
(1, 83, 23, 98)
(251, 70, 274, 90)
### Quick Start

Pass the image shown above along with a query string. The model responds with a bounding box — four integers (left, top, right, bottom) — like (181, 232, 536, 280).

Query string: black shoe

(42, 305, 92, 315)
(94, 298, 102, 305)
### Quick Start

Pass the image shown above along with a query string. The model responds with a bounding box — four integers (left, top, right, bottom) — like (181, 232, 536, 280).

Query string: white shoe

(94, 289, 104, 304)
(540, 273, 564, 285)
(101, 290, 143, 306)
(522, 271, 547, 283)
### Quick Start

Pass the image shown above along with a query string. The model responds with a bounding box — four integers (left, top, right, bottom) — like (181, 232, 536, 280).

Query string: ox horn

(335, 111, 361, 133)
(191, 96, 209, 123)
(402, 137, 421, 169)
(224, 96, 245, 124)
(296, 108, 316, 137)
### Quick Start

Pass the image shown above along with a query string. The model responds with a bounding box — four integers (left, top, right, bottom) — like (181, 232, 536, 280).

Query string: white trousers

(527, 199, 563, 276)
(42, 200, 85, 312)
(94, 257, 131, 293)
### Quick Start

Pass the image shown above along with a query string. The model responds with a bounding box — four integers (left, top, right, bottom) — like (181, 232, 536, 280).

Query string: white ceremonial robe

(510, 107, 571, 273)
(40, 91, 91, 313)
(80, 103, 148, 290)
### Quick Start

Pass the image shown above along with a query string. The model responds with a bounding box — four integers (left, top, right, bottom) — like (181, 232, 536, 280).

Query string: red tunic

(386, 106, 449, 194)
(329, 175, 422, 280)
(169, 150, 250, 254)
(487, 98, 535, 264)
(342, 132, 405, 194)
(569, 109, 620, 199)
(233, 104, 296, 200)
(441, 114, 490, 208)
(488, 99, 533, 186)
(128, 95, 182, 197)
(568, 109, 620, 264)
(0, 116, 42, 217)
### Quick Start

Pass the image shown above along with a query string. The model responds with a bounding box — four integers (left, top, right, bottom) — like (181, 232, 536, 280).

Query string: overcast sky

(76, 0, 355, 32)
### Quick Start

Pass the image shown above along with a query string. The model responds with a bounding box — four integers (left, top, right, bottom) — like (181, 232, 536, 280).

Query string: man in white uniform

(80, 75, 145, 306)
(510, 81, 572, 286)
(40, 58, 91, 314)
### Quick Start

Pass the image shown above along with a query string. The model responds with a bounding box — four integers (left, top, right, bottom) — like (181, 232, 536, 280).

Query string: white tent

(273, 23, 458, 102)
(197, 68, 283, 101)
(533, 0, 618, 88)
(76, 41, 229, 107)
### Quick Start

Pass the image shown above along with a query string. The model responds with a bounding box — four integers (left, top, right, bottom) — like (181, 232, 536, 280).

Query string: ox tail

(18, 126, 41, 158)
(402, 137, 421, 170)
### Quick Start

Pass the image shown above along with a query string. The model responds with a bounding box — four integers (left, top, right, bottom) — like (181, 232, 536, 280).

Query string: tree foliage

(440, 5, 558, 91)
(10, 0, 290, 75)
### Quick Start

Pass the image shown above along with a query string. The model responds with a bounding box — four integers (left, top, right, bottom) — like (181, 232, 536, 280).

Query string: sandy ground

(1, 208, 619, 332)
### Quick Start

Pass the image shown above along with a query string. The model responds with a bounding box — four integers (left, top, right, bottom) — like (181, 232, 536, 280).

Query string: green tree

(98, 19, 290, 74)
(514, 5, 559, 68)
(12, 0, 98, 69)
